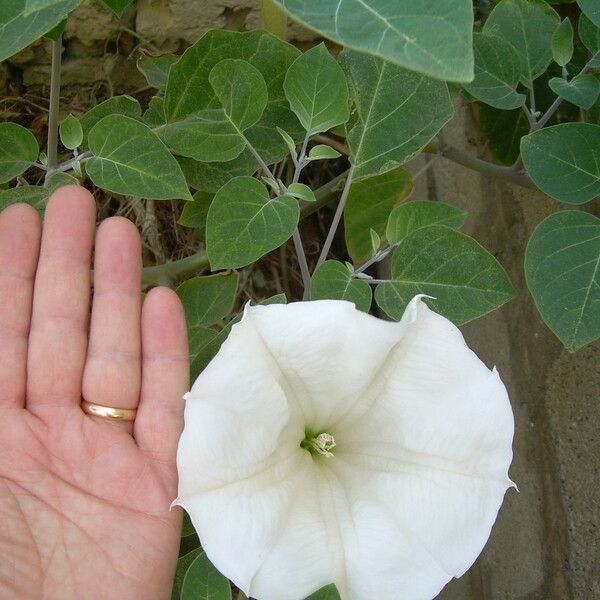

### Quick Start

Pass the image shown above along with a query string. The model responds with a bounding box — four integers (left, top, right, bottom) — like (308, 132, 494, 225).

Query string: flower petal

(242, 300, 404, 433)
(333, 296, 514, 581)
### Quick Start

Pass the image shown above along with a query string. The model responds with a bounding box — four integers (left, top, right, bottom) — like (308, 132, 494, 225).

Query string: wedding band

(81, 399, 137, 421)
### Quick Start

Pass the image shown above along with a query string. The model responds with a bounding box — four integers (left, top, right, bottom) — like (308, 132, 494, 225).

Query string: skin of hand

(0, 186, 189, 599)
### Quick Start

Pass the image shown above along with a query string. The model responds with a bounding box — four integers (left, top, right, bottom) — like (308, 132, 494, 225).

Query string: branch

(46, 35, 63, 175)
(315, 165, 355, 268)
(423, 139, 535, 188)
(315, 134, 535, 188)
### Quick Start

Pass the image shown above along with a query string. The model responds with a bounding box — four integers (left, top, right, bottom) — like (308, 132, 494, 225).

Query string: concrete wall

(2, 1, 599, 597)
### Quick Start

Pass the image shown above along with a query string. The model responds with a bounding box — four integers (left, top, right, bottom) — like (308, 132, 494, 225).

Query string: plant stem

(423, 139, 535, 188)
(141, 251, 210, 289)
(46, 151, 92, 177)
(261, 0, 287, 39)
(291, 132, 312, 299)
(316, 165, 355, 269)
(46, 35, 63, 175)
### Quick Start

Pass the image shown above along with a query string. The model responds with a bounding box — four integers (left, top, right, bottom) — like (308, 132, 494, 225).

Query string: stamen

(307, 432, 336, 458)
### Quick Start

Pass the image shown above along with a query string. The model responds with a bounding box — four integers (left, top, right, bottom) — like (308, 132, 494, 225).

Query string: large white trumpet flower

(175, 296, 515, 600)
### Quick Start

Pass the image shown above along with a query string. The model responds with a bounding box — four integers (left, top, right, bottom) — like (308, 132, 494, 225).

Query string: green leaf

(164, 30, 302, 164)
(178, 190, 213, 234)
(59, 113, 83, 150)
(521, 123, 600, 204)
(287, 182, 315, 202)
(43, 15, 66, 40)
(310, 260, 372, 312)
(143, 97, 166, 128)
(181, 552, 231, 600)
(137, 54, 177, 89)
(304, 583, 341, 600)
(0, 122, 39, 185)
(386, 200, 467, 245)
(87, 114, 191, 201)
(177, 152, 259, 193)
(274, 0, 474, 83)
(207, 177, 299, 270)
(171, 549, 203, 600)
(0, 0, 82, 61)
(578, 0, 600, 27)
(479, 103, 529, 164)
(176, 272, 239, 329)
(341, 50, 453, 182)
(552, 18, 574, 66)
(375, 226, 516, 325)
(262, 293, 287, 305)
(283, 43, 349, 135)
(579, 13, 600, 66)
(100, 0, 133, 16)
(211, 59, 268, 130)
(548, 74, 600, 109)
(0, 185, 48, 213)
(79, 95, 142, 150)
(344, 168, 413, 264)
(276, 127, 297, 160)
(164, 59, 268, 163)
(307, 144, 341, 161)
(483, 0, 560, 86)
(181, 511, 196, 538)
(525, 210, 600, 351)
(188, 327, 220, 382)
(464, 33, 526, 110)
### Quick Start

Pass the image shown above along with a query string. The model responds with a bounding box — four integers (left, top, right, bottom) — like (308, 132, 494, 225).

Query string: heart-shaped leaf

(483, 0, 559, 86)
(464, 33, 526, 110)
(310, 260, 372, 312)
(386, 200, 467, 245)
(283, 43, 349, 135)
(0, 122, 39, 184)
(206, 177, 299, 270)
(87, 114, 191, 200)
(521, 123, 600, 204)
(273, 0, 474, 83)
(0, 0, 83, 61)
(548, 74, 600, 109)
(341, 50, 453, 182)
(375, 226, 516, 325)
(525, 210, 600, 351)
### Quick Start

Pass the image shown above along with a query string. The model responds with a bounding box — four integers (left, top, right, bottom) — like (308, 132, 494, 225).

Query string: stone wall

(2, 1, 599, 597)
(418, 100, 600, 600)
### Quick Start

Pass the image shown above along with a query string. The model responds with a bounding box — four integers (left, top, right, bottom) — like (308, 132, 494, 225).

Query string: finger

(82, 217, 142, 433)
(135, 287, 189, 480)
(0, 204, 41, 409)
(27, 186, 96, 416)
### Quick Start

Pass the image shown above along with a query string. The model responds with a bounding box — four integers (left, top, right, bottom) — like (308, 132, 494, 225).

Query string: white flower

(175, 296, 515, 600)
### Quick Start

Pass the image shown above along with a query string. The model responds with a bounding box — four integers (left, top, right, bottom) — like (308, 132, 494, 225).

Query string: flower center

(301, 431, 336, 458)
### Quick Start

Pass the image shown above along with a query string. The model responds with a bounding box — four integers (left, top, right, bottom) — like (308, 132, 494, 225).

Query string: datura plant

(1, 0, 599, 598)
(176, 297, 515, 600)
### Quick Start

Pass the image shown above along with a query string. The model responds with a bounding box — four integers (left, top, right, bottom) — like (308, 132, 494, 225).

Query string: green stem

(141, 251, 210, 289)
(315, 165, 355, 269)
(291, 131, 312, 299)
(46, 35, 63, 175)
(261, 0, 287, 39)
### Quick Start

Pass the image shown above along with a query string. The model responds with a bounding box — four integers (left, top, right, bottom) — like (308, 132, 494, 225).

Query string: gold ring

(81, 400, 137, 421)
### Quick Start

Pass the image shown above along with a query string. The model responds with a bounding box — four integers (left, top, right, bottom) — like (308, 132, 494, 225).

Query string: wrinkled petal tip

(402, 294, 437, 325)
(182, 391, 192, 401)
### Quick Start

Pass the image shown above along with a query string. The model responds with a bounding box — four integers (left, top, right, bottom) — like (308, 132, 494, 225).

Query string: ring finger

(82, 216, 142, 431)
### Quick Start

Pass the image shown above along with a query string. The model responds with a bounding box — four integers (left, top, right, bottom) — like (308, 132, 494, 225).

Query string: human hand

(0, 187, 189, 599)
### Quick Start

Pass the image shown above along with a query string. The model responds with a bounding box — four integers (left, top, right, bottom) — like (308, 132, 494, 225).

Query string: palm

(0, 188, 189, 600)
